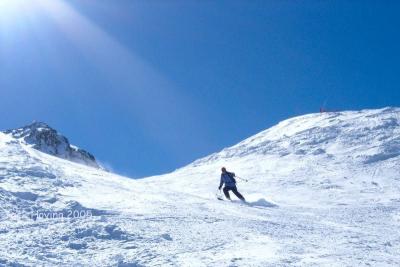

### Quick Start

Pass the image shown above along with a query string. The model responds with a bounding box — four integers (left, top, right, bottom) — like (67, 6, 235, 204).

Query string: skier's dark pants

(223, 186, 245, 201)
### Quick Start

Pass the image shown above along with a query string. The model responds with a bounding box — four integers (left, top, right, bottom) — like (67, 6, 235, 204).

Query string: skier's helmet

(221, 167, 226, 173)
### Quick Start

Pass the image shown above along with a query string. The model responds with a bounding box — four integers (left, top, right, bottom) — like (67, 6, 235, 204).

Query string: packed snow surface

(0, 107, 400, 266)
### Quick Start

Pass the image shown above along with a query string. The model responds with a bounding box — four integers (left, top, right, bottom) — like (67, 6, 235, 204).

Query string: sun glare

(0, 0, 195, 143)
(0, 0, 30, 13)
(0, 0, 67, 20)
(0, 0, 41, 25)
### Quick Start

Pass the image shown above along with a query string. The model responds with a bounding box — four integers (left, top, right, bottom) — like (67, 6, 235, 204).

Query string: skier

(218, 167, 246, 202)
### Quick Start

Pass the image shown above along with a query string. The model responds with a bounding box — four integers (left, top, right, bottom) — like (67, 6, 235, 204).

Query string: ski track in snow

(0, 107, 400, 266)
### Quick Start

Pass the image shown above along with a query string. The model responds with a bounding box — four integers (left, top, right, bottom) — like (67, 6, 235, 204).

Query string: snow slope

(0, 107, 400, 266)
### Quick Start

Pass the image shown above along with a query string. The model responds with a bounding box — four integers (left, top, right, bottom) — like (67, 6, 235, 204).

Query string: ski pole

(235, 176, 248, 182)
(216, 189, 223, 200)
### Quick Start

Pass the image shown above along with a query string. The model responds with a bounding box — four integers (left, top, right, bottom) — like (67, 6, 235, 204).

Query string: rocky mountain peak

(4, 121, 102, 169)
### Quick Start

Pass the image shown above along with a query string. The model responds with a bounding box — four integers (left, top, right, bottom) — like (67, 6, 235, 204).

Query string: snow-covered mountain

(4, 121, 102, 169)
(0, 108, 399, 266)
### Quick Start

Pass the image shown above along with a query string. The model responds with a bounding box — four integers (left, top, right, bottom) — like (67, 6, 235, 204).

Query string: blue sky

(1, 0, 400, 177)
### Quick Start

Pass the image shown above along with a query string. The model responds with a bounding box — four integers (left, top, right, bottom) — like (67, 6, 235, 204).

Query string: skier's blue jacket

(219, 172, 236, 188)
